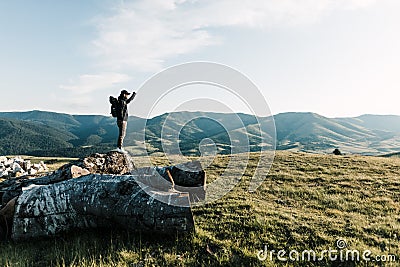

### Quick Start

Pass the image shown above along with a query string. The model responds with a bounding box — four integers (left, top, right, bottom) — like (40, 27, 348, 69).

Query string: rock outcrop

(0, 151, 206, 240)
(0, 152, 134, 205)
(0, 156, 48, 179)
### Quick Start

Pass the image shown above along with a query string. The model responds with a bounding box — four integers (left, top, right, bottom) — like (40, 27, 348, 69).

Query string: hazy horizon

(2, 108, 400, 120)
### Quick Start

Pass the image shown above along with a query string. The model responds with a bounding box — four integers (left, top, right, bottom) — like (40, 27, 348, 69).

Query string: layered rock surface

(0, 151, 206, 240)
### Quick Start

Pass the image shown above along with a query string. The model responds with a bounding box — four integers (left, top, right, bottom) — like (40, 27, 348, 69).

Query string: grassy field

(0, 151, 399, 266)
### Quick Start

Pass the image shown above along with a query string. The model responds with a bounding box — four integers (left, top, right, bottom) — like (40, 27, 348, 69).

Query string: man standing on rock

(116, 89, 136, 153)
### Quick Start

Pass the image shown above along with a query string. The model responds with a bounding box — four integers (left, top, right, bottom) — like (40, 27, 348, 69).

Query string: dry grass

(1, 151, 399, 266)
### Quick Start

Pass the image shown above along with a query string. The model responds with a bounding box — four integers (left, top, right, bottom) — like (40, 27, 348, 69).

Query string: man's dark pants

(117, 120, 127, 148)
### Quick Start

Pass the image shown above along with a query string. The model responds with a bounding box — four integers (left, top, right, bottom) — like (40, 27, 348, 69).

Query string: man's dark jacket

(117, 94, 135, 121)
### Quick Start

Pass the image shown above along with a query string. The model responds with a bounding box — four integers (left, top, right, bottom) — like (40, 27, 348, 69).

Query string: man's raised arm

(126, 92, 136, 104)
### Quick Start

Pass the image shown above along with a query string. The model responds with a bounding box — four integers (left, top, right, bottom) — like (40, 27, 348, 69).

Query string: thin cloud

(90, 0, 376, 71)
(59, 72, 131, 109)
(91, 1, 218, 72)
(59, 0, 376, 102)
(60, 72, 131, 94)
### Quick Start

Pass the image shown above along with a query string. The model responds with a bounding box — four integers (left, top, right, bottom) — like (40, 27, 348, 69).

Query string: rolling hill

(274, 112, 400, 154)
(1, 110, 400, 157)
(0, 118, 75, 155)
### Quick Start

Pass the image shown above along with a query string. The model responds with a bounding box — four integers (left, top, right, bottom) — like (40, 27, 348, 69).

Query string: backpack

(109, 96, 118, 117)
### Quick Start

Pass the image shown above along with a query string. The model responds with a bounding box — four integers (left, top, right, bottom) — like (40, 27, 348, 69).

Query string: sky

(0, 0, 399, 118)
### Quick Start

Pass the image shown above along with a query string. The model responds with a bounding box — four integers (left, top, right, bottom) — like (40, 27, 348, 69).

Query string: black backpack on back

(109, 96, 118, 117)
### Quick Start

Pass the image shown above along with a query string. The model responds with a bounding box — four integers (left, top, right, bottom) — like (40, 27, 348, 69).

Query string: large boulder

(0, 151, 205, 240)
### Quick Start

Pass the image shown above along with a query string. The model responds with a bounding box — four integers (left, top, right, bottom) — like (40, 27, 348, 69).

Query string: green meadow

(0, 151, 399, 266)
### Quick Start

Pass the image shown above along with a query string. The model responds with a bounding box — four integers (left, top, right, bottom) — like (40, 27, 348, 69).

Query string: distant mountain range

(1, 110, 400, 157)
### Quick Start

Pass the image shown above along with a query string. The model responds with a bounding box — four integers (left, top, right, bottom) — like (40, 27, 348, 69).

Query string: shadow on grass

(0, 227, 226, 267)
